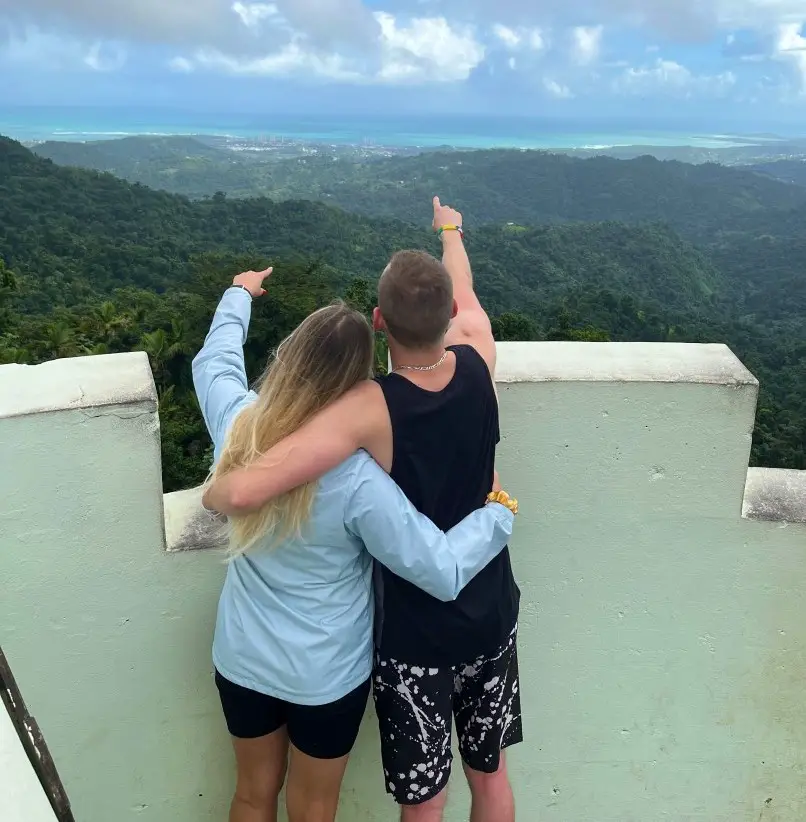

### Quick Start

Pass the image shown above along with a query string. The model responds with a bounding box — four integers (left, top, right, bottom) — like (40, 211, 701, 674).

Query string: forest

(3, 135, 806, 489)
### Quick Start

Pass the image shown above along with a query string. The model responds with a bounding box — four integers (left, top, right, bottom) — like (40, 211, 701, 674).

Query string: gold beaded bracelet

(487, 490, 519, 515)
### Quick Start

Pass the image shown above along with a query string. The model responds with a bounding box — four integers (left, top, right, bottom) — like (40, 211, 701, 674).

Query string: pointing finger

(433, 196, 441, 211)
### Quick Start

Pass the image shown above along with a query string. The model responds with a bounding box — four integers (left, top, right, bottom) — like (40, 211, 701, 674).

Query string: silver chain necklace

(392, 351, 448, 373)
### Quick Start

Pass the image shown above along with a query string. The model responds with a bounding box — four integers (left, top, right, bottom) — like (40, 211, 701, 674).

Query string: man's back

(375, 344, 520, 667)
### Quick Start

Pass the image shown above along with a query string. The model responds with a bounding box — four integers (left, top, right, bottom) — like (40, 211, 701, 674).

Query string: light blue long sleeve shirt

(192, 287, 514, 705)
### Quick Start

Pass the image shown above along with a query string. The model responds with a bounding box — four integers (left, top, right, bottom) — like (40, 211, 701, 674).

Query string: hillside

(32, 135, 224, 168)
(1, 137, 720, 318)
(32, 139, 806, 242)
(750, 159, 806, 187)
(3, 135, 806, 482)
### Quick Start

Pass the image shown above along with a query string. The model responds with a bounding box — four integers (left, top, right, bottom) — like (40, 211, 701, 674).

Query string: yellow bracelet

(487, 490, 518, 515)
(437, 224, 464, 238)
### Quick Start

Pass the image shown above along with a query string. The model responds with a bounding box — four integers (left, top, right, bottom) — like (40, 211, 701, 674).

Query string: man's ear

(372, 307, 386, 332)
(451, 299, 459, 320)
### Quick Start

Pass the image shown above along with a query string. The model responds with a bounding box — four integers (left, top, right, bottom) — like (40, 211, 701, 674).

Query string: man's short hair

(377, 250, 454, 349)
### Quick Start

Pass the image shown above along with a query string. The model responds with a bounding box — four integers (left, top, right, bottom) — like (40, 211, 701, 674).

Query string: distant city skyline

(1, 1, 805, 128)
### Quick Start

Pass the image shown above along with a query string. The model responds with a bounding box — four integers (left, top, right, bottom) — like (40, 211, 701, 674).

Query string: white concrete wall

(0, 354, 233, 821)
(0, 704, 58, 822)
(1, 344, 806, 821)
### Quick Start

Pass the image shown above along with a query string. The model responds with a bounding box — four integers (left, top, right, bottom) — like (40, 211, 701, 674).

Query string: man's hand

(233, 267, 272, 298)
(432, 196, 463, 235)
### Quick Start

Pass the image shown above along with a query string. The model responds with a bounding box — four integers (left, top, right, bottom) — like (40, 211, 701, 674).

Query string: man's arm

(344, 456, 514, 602)
(202, 380, 391, 514)
(434, 197, 497, 374)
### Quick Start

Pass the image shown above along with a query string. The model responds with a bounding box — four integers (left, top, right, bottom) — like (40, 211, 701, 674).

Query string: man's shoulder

(350, 379, 388, 416)
(449, 344, 496, 389)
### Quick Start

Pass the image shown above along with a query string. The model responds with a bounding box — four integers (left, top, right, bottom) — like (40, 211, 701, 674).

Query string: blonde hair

(211, 302, 374, 556)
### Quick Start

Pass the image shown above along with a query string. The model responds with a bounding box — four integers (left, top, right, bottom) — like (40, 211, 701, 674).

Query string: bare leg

(285, 743, 350, 822)
(229, 728, 289, 822)
(463, 754, 514, 822)
(399, 787, 449, 822)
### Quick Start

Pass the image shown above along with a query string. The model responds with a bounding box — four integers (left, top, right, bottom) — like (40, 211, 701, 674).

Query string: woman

(192, 268, 519, 822)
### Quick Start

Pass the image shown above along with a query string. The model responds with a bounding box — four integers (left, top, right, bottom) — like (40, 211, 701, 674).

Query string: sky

(1, 0, 805, 129)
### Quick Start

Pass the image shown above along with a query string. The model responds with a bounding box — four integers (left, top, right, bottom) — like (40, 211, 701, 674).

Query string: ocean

(0, 106, 774, 150)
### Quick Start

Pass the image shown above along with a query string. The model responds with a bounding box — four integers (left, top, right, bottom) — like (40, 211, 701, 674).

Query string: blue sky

(1, 0, 805, 129)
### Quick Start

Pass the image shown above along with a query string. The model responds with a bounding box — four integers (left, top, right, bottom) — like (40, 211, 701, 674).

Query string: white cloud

(713, 0, 805, 29)
(572, 25, 602, 64)
(1, 0, 804, 97)
(615, 58, 737, 97)
(493, 23, 521, 49)
(170, 12, 485, 84)
(231, 2, 279, 29)
(491, 22, 545, 53)
(0, 0, 376, 54)
(168, 55, 194, 72)
(84, 41, 126, 71)
(0, 24, 125, 72)
(529, 28, 546, 51)
(375, 12, 485, 82)
(543, 77, 574, 98)
(775, 22, 806, 91)
(188, 40, 361, 79)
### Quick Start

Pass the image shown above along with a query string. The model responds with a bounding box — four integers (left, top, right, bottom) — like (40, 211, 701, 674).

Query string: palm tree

(44, 321, 85, 359)
(80, 301, 130, 348)
(157, 384, 180, 416)
(0, 345, 29, 365)
(139, 328, 169, 383)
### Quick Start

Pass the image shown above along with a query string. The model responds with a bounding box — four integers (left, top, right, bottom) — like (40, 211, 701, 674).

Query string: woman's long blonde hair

(211, 301, 374, 556)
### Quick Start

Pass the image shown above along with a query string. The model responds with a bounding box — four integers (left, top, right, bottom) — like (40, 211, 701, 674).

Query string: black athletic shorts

(373, 624, 522, 805)
(215, 670, 371, 760)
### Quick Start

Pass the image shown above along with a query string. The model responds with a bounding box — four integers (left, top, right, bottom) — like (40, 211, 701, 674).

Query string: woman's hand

(233, 267, 272, 298)
(491, 470, 501, 494)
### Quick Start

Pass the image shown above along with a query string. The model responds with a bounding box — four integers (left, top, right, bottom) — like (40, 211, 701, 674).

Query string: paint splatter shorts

(372, 624, 523, 806)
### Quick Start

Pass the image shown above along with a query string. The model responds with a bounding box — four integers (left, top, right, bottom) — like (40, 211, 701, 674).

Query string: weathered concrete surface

(0, 704, 57, 822)
(164, 486, 227, 552)
(743, 467, 806, 523)
(0, 352, 156, 419)
(494, 341, 758, 386)
(2, 344, 806, 822)
(0, 353, 230, 822)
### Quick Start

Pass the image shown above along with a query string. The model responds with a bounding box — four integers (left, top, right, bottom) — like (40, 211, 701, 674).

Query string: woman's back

(214, 451, 375, 706)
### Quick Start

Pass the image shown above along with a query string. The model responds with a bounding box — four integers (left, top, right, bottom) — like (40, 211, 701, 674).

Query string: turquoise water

(0, 107, 772, 150)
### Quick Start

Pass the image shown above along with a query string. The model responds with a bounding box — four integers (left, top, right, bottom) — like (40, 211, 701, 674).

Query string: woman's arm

(343, 455, 516, 602)
(202, 380, 390, 513)
(191, 269, 270, 454)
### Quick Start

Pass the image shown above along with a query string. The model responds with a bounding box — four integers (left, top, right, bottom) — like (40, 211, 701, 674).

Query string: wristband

(487, 490, 518, 515)
(230, 284, 252, 298)
(437, 224, 464, 239)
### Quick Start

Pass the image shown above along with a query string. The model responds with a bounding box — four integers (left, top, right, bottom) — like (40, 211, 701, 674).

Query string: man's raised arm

(202, 380, 390, 515)
(435, 196, 496, 374)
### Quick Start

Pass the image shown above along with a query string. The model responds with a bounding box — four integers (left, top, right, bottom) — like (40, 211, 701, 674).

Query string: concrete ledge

(495, 342, 758, 386)
(164, 486, 228, 552)
(0, 352, 157, 420)
(742, 467, 806, 523)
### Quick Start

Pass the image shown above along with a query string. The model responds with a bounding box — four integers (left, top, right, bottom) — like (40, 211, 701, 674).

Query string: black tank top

(374, 344, 520, 666)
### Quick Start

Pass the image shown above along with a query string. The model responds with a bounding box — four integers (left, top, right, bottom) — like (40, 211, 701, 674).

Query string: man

(204, 196, 522, 822)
